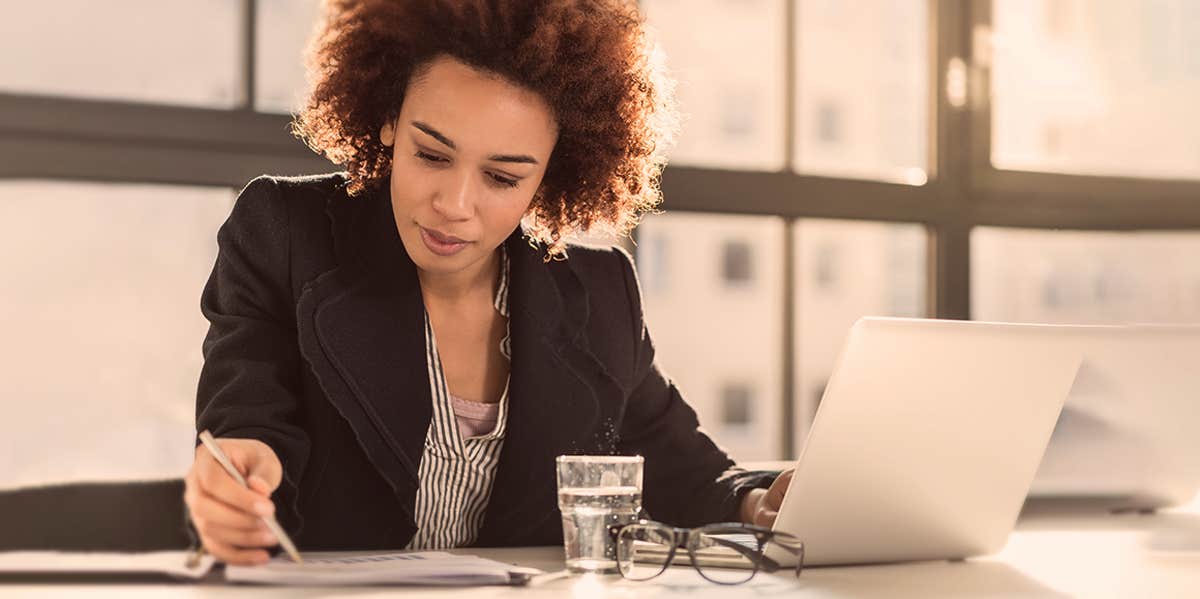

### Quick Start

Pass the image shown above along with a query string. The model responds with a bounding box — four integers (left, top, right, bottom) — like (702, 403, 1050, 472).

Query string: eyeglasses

(608, 520, 805, 585)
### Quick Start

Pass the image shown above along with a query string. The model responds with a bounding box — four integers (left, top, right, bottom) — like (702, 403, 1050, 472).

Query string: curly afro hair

(292, 0, 678, 257)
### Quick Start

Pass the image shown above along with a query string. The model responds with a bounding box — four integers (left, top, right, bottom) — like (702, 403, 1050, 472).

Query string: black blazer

(196, 172, 774, 550)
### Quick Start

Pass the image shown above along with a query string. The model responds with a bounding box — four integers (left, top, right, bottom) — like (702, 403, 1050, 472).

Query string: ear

(380, 118, 396, 147)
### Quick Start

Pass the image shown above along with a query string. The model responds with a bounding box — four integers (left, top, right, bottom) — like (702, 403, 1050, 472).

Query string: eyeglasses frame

(608, 519, 805, 585)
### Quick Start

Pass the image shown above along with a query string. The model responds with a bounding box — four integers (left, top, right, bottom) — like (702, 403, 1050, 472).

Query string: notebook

(0, 550, 541, 586)
(0, 550, 216, 580)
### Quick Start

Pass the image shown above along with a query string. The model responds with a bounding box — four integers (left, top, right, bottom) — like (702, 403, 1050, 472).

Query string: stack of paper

(225, 551, 539, 586)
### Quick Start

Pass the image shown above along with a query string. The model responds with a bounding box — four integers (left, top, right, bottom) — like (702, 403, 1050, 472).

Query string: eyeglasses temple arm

(703, 536, 785, 571)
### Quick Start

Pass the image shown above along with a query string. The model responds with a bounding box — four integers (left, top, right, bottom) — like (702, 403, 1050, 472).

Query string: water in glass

(559, 485, 641, 573)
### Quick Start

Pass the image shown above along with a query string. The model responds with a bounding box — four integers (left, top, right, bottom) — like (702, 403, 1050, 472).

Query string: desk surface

(4, 499, 1198, 598)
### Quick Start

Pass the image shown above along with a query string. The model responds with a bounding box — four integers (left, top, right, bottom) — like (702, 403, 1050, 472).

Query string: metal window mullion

(0, 94, 306, 153)
(781, 218, 797, 459)
(0, 135, 331, 188)
(929, 222, 971, 320)
(932, 0, 974, 320)
(780, 0, 799, 461)
(783, 0, 797, 171)
(242, 0, 258, 112)
(966, 0, 993, 197)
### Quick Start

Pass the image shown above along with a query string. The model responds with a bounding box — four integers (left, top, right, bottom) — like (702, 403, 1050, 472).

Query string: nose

(431, 170, 475, 221)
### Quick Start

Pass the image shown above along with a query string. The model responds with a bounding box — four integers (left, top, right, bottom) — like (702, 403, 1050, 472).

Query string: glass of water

(556, 455, 644, 574)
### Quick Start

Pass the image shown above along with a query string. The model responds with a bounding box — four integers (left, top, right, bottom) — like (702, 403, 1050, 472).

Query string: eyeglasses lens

(616, 524, 673, 581)
(688, 532, 758, 584)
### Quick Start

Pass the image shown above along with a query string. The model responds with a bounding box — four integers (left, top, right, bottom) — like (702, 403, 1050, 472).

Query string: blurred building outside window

(0, 1, 243, 108)
(636, 213, 784, 461)
(991, 0, 1200, 180)
(720, 383, 756, 428)
(0, 181, 233, 490)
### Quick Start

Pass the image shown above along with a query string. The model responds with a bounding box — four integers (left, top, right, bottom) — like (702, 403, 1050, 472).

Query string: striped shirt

(406, 247, 511, 550)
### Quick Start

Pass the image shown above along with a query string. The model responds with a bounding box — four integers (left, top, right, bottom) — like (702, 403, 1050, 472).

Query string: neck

(417, 248, 500, 307)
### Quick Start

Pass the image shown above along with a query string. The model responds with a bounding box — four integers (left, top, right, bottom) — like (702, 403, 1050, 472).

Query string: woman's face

(381, 56, 558, 277)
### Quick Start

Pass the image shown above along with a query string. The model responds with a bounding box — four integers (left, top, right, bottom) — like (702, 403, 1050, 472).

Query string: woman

(184, 0, 791, 565)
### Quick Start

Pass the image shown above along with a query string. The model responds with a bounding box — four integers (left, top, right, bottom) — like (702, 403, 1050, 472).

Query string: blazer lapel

(295, 179, 629, 543)
(295, 183, 431, 521)
(474, 235, 629, 546)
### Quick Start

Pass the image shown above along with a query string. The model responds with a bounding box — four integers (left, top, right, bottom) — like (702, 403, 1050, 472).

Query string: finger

(756, 507, 779, 529)
(764, 470, 794, 507)
(188, 488, 267, 530)
(183, 473, 201, 509)
(201, 537, 271, 566)
(222, 439, 282, 492)
(244, 452, 283, 493)
(247, 476, 273, 497)
(204, 523, 279, 549)
(196, 458, 275, 517)
(183, 472, 209, 517)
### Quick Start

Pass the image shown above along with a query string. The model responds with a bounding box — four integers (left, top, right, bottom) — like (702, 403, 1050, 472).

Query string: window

(636, 213, 784, 461)
(637, 232, 670, 293)
(793, 219, 927, 447)
(812, 241, 840, 291)
(972, 227, 1200, 324)
(641, 0, 786, 171)
(0, 1, 243, 108)
(721, 240, 755, 286)
(991, 0, 1200, 180)
(256, 0, 324, 114)
(4, 0, 1199, 470)
(0, 181, 233, 489)
(794, 0, 930, 184)
(720, 383, 755, 427)
(816, 101, 843, 145)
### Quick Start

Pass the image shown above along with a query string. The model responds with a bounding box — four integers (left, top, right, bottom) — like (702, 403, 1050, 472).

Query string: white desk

(3, 500, 1198, 598)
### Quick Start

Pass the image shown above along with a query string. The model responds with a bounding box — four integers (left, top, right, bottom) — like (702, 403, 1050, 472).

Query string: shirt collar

(493, 244, 510, 318)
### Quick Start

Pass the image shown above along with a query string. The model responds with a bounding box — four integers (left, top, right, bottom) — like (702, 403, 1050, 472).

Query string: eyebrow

(410, 121, 540, 165)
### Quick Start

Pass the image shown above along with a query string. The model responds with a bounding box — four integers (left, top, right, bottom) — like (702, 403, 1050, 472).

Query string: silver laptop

(1029, 325, 1200, 510)
(758, 317, 1084, 566)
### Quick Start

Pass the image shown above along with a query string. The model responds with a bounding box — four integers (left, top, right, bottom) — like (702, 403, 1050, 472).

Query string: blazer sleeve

(612, 249, 778, 526)
(195, 175, 309, 533)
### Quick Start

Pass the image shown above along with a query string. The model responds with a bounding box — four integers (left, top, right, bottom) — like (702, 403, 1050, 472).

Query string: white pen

(197, 430, 304, 564)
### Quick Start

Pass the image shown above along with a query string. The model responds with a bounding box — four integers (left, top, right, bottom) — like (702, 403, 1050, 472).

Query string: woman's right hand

(183, 437, 284, 565)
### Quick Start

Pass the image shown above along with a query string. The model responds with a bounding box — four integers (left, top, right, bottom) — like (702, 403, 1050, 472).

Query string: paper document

(225, 551, 541, 586)
(0, 550, 215, 579)
(0, 549, 538, 586)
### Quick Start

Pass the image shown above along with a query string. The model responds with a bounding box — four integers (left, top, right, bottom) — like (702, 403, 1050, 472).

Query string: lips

(423, 228, 467, 244)
(418, 225, 471, 257)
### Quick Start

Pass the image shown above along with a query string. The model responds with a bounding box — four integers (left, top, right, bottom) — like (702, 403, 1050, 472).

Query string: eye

(487, 172, 519, 189)
(415, 150, 448, 164)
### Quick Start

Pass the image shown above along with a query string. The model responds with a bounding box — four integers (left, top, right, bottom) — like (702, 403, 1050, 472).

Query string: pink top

(449, 393, 501, 439)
